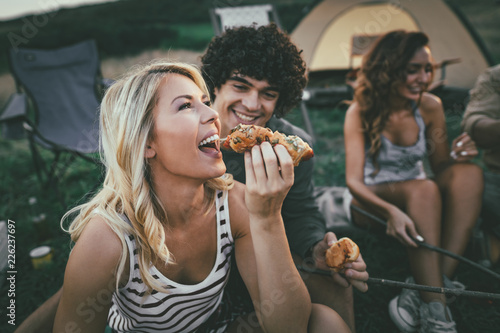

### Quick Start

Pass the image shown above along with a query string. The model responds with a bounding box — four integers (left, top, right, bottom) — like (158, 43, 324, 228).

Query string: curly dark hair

(201, 24, 307, 117)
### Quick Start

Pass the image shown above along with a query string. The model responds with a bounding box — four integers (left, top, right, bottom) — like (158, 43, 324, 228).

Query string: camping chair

(2, 39, 107, 197)
(209, 4, 282, 35)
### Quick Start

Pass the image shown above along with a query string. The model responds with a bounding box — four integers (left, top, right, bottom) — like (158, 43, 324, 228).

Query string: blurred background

(0, 0, 499, 332)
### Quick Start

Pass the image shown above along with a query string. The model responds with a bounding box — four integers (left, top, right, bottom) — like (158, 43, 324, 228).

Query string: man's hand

(312, 232, 369, 292)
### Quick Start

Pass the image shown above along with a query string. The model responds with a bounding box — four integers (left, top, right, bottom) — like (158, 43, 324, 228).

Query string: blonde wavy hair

(354, 30, 434, 176)
(62, 61, 234, 293)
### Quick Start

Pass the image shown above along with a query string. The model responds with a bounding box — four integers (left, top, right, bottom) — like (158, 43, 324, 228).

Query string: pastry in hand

(325, 237, 360, 272)
(222, 124, 314, 166)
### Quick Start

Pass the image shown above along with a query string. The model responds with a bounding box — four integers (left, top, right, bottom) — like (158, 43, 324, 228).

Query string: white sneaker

(442, 275, 465, 304)
(389, 277, 421, 332)
(442, 275, 465, 290)
(419, 301, 457, 333)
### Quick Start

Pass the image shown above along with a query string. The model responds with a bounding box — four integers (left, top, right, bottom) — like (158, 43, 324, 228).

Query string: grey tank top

(364, 105, 427, 185)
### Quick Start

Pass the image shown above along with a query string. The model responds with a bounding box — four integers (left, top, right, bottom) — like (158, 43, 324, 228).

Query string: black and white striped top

(107, 190, 233, 332)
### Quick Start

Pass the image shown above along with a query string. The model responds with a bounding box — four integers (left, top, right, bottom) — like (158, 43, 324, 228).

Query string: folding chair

(209, 4, 282, 36)
(0, 92, 28, 140)
(2, 39, 106, 195)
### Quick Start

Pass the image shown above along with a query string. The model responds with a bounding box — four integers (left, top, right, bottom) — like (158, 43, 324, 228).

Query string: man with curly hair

(201, 24, 368, 332)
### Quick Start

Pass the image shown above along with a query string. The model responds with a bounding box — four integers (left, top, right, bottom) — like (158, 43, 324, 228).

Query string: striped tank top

(107, 190, 233, 332)
(364, 104, 427, 185)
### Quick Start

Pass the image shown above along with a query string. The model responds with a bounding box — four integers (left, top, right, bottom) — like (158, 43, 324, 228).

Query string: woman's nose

(418, 69, 430, 83)
(201, 103, 219, 123)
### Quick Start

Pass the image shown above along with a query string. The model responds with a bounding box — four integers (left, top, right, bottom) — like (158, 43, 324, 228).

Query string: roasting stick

(295, 265, 500, 301)
(349, 205, 500, 281)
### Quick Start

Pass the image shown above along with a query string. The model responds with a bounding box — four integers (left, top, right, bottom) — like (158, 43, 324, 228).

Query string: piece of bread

(222, 124, 314, 166)
(325, 237, 360, 272)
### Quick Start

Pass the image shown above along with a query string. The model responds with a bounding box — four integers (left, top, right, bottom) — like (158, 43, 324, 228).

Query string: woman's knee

(437, 163, 484, 194)
(308, 304, 351, 333)
(407, 179, 441, 204)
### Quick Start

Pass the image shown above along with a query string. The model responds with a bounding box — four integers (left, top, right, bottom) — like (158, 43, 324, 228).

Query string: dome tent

(291, 0, 494, 90)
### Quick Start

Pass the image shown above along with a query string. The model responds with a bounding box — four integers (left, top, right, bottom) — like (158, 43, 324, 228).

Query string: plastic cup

(30, 246, 53, 269)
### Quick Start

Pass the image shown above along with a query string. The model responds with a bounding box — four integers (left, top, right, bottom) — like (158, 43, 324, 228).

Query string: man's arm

(469, 118, 500, 149)
(462, 65, 500, 148)
(14, 288, 62, 333)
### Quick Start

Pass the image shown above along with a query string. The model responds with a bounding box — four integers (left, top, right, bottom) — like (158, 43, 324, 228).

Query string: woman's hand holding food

(244, 142, 294, 220)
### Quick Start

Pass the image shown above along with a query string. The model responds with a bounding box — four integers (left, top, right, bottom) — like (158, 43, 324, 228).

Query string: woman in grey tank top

(344, 30, 483, 332)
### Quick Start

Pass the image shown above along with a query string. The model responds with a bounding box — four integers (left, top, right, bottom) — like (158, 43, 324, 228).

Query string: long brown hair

(353, 30, 434, 174)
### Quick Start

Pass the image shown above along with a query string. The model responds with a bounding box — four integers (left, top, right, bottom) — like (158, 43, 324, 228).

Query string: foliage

(1, 103, 499, 332)
(0, 0, 307, 75)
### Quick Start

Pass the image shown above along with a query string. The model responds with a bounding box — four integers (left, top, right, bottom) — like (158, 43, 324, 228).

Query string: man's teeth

(236, 112, 255, 122)
(199, 134, 220, 147)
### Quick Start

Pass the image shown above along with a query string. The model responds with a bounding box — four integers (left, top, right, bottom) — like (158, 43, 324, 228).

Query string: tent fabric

(291, 0, 492, 89)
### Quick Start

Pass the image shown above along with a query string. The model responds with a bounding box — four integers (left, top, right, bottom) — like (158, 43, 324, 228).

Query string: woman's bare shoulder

(346, 101, 362, 115)
(420, 92, 443, 113)
(71, 214, 124, 268)
(418, 92, 445, 124)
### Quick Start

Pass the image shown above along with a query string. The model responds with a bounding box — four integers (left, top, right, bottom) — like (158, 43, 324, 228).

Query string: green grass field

(1, 0, 500, 332)
(1, 104, 500, 332)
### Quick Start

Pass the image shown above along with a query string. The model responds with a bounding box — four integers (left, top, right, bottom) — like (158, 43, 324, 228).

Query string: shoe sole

(388, 296, 418, 332)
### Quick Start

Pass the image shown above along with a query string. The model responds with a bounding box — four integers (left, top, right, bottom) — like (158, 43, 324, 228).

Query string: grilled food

(325, 237, 360, 272)
(222, 124, 314, 166)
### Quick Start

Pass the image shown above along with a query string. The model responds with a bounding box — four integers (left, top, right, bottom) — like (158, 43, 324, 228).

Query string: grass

(1, 103, 499, 333)
(0, 139, 101, 332)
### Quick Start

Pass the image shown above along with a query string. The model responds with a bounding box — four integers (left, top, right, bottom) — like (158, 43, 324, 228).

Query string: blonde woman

(53, 62, 349, 333)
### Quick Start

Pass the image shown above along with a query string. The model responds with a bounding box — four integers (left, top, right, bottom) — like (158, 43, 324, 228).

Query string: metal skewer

(295, 265, 500, 301)
(349, 205, 500, 281)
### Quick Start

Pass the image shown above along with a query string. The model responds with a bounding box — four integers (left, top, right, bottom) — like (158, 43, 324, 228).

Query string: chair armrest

(0, 93, 28, 122)
(0, 93, 28, 139)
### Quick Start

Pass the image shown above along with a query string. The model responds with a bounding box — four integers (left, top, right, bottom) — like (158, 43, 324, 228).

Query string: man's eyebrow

(228, 76, 280, 92)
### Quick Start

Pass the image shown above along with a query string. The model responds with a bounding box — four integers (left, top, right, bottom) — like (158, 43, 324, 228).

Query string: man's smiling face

(212, 73, 280, 137)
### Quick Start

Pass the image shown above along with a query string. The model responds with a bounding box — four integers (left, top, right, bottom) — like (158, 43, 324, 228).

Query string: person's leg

(14, 287, 62, 333)
(293, 254, 355, 332)
(488, 233, 500, 264)
(351, 179, 455, 331)
(367, 179, 446, 303)
(435, 163, 484, 277)
(227, 304, 351, 333)
(308, 303, 351, 333)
